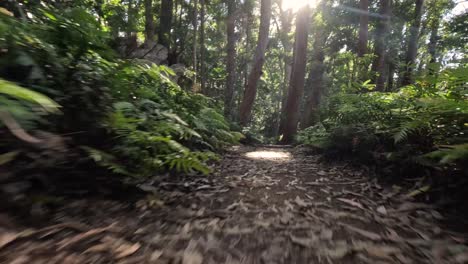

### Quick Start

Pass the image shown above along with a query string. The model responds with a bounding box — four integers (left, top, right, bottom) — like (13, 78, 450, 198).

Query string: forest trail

(1, 146, 468, 263)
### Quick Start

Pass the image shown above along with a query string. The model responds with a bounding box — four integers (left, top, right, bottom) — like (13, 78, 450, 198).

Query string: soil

(0, 145, 467, 263)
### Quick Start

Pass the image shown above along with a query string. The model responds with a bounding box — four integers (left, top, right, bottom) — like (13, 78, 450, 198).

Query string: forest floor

(1, 145, 468, 263)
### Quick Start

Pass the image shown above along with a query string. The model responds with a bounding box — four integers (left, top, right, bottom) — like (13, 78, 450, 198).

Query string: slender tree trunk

(192, 0, 198, 90)
(199, 0, 206, 93)
(159, 0, 174, 49)
(301, 28, 329, 129)
(387, 60, 396, 91)
(277, 5, 293, 136)
(358, 0, 369, 57)
(372, 0, 391, 91)
(280, 6, 311, 144)
(127, 0, 135, 37)
(144, 0, 155, 44)
(428, 24, 438, 64)
(224, 0, 237, 119)
(238, 0, 272, 125)
(402, 0, 424, 86)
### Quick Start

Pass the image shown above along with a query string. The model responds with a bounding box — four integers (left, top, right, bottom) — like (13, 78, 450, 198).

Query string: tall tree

(277, 2, 294, 136)
(199, 0, 207, 93)
(301, 26, 329, 129)
(192, 0, 198, 89)
(358, 0, 369, 57)
(372, 0, 391, 91)
(401, 0, 424, 86)
(238, 0, 272, 125)
(159, 0, 174, 49)
(224, 0, 237, 119)
(144, 0, 155, 44)
(280, 6, 311, 143)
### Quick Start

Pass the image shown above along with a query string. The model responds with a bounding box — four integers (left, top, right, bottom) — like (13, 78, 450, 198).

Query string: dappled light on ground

(245, 150, 292, 161)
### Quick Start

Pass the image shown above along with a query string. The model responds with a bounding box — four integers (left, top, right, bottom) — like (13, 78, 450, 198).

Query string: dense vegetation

(0, 5, 241, 187)
(0, 0, 467, 188)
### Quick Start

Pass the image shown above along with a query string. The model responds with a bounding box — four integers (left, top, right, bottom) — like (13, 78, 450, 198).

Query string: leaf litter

(0, 145, 467, 263)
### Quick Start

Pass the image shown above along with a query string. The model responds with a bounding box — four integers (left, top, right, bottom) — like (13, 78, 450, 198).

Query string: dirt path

(1, 146, 468, 263)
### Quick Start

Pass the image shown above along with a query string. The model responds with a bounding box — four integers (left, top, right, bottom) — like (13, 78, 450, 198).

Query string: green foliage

(299, 66, 468, 169)
(0, 7, 240, 181)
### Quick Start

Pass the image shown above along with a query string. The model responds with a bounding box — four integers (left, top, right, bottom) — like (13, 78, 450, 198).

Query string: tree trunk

(199, 0, 206, 93)
(159, 0, 174, 49)
(192, 0, 198, 90)
(372, 0, 391, 91)
(277, 4, 293, 137)
(144, 0, 155, 44)
(280, 6, 311, 144)
(358, 0, 369, 57)
(238, 0, 272, 125)
(401, 0, 424, 86)
(387, 60, 396, 91)
(224, 0, 237, 119)
(301, 28, 328, 129)
(428, 27, 437, 64)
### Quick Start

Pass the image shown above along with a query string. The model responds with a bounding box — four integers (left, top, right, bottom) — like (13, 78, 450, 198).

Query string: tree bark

(192, 0, 198, 90)
(144, 0, 155, 44)
(372, 0, 391, 91)
(401, 0, 424, 86)
(159, 0, 174, 49)
(358, 0, 369, 57)
(199, 0, 207, 93)
(301, 28, 329, 129)
(280, 6, 311, 144)
(238, 0, 272, 125)
(224, 0, 237, 119)
(277, 3, 294, 137)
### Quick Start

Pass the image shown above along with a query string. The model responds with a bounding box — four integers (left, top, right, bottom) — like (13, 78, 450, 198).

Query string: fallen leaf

(365, 245, 401, 260)
(290, 234, 317, 248)
(115, 242, 141, 259)
(320, 241, 351, 259)
(337, 198, 365, 210)
(0, 231, 18, 249)
(295, 196, 309, 207)
(317, 171, 327, 176)
(150, 250, 163, 261)
(376, 205, 387, 215)
(84, 243, 110, 253)
(319, 228, 333, 240)
(182, 251, 203, 264)
(454, 252, 468, 263)
(341, 224, 382, 241)
(407, 185, 430, 197)
(57, 224, 116, 250)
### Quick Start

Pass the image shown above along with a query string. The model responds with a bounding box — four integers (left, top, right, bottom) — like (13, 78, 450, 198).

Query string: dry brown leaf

(0, 231, 18, 249)
(182, 251, 203, 264)
(290, 234, 318, 248)
(376, 206, 387, 215)
(84, 243, 110, 253)
(150, 250, 164, 261)
(319, 228, 333, 240)
(57, 224, 115, 250)
(341, 224, 382, 241)
(295, 196, 309, 207)
(385, 228, 403, 242)
(454, 252, 468, 263)
(365, 245, 401, 260)
(337, 198, 365, 210)
(115, 242, 141, 259)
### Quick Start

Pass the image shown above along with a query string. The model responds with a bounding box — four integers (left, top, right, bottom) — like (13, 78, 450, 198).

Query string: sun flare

(282, 0, 318, 12)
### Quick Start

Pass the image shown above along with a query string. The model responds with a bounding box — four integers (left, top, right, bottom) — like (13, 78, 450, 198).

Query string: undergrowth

(299, 66, 468, 173)
(0, 7, 242, 185)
